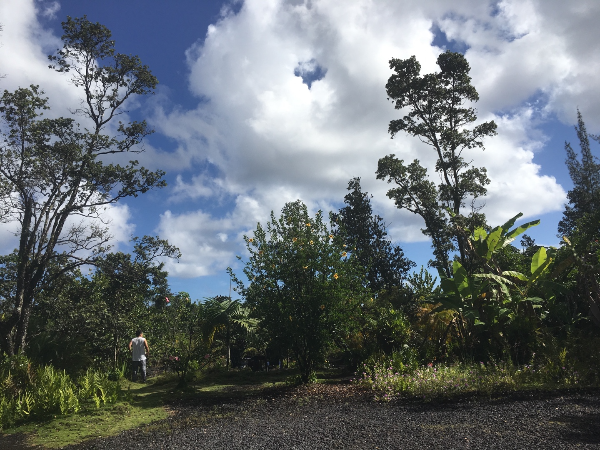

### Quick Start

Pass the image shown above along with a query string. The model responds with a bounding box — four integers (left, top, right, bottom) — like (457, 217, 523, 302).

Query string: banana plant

(431, 213, 555, 354)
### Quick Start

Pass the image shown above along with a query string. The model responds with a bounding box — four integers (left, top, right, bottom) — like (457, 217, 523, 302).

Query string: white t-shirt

(131, 336, 147, 361)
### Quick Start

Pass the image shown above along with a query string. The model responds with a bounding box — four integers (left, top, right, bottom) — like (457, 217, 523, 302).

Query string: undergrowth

(0, 355, 119, 430)
(354, 354, 600, 401)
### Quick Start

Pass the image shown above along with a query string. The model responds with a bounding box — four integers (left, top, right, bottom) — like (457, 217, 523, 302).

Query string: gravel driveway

(65, 385, 600, 449)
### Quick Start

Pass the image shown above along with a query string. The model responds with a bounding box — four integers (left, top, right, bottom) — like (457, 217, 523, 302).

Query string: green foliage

(553, 112, 600, 327)
(431, 213, 559, 361)
(0, 16, 165, 356)
(377, 51, 497, 275)
(406, 267, 439, 302)
(558, 110, 600, 237)
(202, 296, 257, 370)
(25, 237, 179, 373)
(333, 177, 414, 292)
(231, 200, 369, 383)
(347, 296, 414, 367)
(0, 355, 119, 430)
(355, 357, 596, 402)
(149, 293, 208, 387)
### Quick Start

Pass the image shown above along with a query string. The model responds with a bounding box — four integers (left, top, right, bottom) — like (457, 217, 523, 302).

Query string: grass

(0, 367, 313, 449)
(2, 379, 170, 449)
(354, 359, 600, 402)
(6, 362, 595, 448)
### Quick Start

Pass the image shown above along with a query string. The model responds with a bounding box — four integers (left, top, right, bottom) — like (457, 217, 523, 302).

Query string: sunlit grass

(5, 379, 171, 449)
(354, 359, 597, 402)
(1, 367, 304, 448)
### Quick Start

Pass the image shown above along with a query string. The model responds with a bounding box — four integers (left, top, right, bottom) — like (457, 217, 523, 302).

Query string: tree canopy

(376, 51, 497, 275)
(231, 200, 368, 382)
(333, 177, 414, 293)
(0, 17, 164, 355)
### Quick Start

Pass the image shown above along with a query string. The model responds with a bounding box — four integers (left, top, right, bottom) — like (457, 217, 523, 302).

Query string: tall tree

(231, 200, 368, 382)
(558, 110, 600, 238)
(376, 51, 497, 276)
(0, 17, 164, 355)
(25, 236, 179, 370)
(556, 112, 600, 327)
(333, 177, 414, 293)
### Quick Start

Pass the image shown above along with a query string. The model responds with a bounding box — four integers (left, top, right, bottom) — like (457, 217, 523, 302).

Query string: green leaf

(521, 296, 544, 303)
(440, 277, 458, 296)
(485, 228, 503, 259)
(452, 261, 471, 298)
(473, 227, 489, 258)
(498, 308, 510, 319)
(473, 227, 487, 242)
(474, 273, 516, 287)
(530, 247, 547, 275)
(464, 309, 480, 321)
(502, 270, 528, 281)
(505, 219, 541, 244)
(500, 213, 523, 232)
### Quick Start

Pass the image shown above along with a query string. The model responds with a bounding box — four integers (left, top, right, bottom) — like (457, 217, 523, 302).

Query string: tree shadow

(555, 398, 600, 446)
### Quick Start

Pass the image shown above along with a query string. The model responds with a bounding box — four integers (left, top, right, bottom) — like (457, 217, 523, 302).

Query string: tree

(376, 51, 497, 276)
(202, 296, 256, 370)
(0, 17, 164, 355)
(556, 111, 600, 328)
(25, 236, 179, 371)
(157, 294, 208, 388)
(230, 200, 368, 382)
(558, 110, 600, 238)
(432, 213, 551, 361)
(333, 177, 414, 293)
(90, 236, 179, 368)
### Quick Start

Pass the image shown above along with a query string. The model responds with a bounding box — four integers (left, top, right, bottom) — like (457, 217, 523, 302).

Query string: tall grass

(354, 356, 596, 402)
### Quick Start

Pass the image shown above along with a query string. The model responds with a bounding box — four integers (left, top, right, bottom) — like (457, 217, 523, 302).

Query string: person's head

(136, 329, 143, 337)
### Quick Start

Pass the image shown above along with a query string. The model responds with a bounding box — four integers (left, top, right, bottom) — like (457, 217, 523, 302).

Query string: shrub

(0, 355, 119, 430)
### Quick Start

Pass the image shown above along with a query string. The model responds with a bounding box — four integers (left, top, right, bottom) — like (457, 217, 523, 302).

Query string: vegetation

(230, 200, 369, 383)
(0, 16, 599, 447)
(0, 16, 165, 356)
(376, 51, 497, 275)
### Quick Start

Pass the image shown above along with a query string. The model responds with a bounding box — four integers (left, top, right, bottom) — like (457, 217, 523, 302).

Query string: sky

(1, 0, 600, 300)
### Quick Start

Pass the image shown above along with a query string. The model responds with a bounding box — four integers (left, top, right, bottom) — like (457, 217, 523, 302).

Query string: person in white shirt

(128, 329, 149, 382)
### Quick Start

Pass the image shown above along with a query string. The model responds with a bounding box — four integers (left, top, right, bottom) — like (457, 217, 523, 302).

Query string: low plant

(0, 355, 120, 430)
(354, 356, 596, 402)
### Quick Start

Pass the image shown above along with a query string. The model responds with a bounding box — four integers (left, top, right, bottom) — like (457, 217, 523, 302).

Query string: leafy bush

(0, 355, 119, 430)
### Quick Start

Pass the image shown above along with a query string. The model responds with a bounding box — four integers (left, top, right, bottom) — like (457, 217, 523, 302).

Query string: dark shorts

(132, 359, 147, 381)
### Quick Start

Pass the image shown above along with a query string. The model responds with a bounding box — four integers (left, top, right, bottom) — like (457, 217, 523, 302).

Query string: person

(128, 329, 149, 382)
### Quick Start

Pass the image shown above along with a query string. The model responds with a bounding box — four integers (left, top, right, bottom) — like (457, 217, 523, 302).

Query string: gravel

(64, 385, 600, 450)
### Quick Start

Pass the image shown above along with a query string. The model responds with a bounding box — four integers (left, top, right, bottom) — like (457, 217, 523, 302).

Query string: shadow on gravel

(557, 412, 600, 446)
(555, 395, 600, 447)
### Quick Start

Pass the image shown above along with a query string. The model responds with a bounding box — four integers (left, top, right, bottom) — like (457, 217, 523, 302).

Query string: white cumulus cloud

(2, 0, 599, 280)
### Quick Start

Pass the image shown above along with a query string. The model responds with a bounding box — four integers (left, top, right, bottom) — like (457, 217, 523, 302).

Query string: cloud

(38, 0, 60, 19)
(0, 1, 79, 113)
(2, 0, 598, 281)
(148, 0, 586, 276)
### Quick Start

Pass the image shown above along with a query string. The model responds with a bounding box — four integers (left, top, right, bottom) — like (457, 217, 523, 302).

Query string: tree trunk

(226, 323, 231, 370)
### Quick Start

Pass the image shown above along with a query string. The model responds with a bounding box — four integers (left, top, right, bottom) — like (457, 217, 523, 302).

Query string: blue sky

(1, 0, 599, 300)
